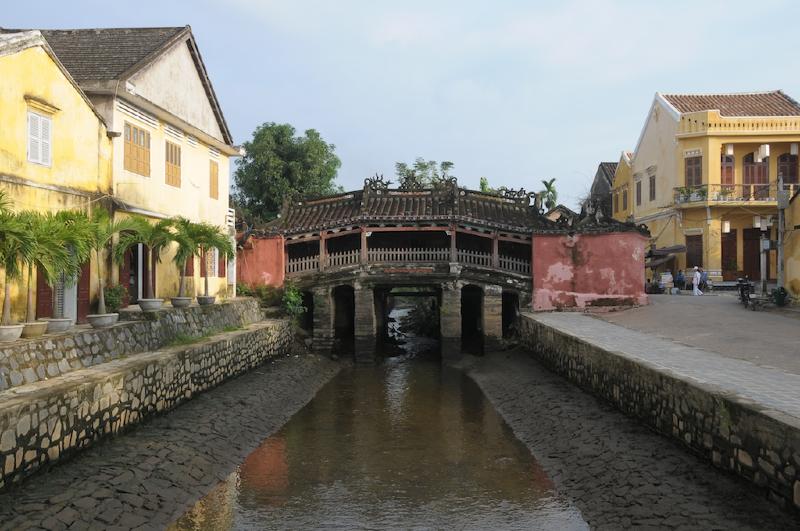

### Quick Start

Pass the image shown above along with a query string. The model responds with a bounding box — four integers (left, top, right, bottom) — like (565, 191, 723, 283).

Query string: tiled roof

(661, 91, 800, 117)
(597, 162, 618, 186)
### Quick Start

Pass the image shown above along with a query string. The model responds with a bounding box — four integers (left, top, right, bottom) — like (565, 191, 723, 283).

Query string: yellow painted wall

(0, 43, 112, 322)
(611, 155, 633, 222)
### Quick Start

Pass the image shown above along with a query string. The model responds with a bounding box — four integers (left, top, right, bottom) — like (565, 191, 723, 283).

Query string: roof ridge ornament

(364, 173, 391, 193)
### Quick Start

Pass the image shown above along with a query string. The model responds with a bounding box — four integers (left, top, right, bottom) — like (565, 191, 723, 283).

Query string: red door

(77, 263, 91, 323)
(721, 230, 738, 281)
(743, 228, 763, 280)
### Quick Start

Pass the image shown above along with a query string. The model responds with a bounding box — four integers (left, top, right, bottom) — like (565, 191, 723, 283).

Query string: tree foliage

(394, 158, 455, 189)
(540, 178, 558, 211)
(233, 123, 342, 222)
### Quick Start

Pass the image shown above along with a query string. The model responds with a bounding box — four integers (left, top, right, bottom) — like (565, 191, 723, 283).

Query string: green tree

(234, 123, 342, 222)
(87, 210, 139, 315)
(540, 178, 558, 210)
(0, 193, 34, 325)
(193, 223, 234, 298)
(394, 158, 455, 188)
(115, 217, 175, 300)
(170, 217, 205, 298)
(479, 176, 495, 194)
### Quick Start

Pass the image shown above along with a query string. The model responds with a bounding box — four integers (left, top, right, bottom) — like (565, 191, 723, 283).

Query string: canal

(170, 358, 588, 530)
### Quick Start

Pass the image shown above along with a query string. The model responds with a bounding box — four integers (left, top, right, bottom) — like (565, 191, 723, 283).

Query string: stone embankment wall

(517, 315, 800, 512)
(0, 298, 263, 392)
(0, 319, 292, 490)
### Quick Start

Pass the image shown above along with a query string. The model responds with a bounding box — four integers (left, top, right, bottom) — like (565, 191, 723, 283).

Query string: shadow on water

(169, 355, 588, 530)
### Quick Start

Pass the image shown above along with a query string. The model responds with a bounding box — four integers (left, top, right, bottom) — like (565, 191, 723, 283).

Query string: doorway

(743, 228, 767, 280)
(721, 229, 738, 281)
(461, 285, 483, 355)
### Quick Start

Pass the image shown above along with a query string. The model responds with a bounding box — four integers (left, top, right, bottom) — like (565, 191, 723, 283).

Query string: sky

(6, 0, 800, 209)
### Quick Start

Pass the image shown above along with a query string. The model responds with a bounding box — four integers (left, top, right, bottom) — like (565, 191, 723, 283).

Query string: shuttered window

(685, 156, 702, 187)
(124, 122, 151, 176)
(721, 155, 735, 186)
(622, 187, 628, 211)
(165, 141, 181, 187)
(649, 174, 656, 201)
(27, 111, 52, 166)
(778, 153, 798, 184)
(209, 160, 219, 199)
(635, 181, 642, 206)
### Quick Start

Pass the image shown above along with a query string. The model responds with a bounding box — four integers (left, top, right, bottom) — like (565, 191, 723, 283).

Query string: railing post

(360, 227, 368, 265)
(319, 232, 327, 271)
(450, 224, 457, 262)
(492, 232, 499, 268)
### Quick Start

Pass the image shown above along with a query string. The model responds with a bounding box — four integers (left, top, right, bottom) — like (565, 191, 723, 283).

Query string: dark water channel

(170, 353, 587, 530)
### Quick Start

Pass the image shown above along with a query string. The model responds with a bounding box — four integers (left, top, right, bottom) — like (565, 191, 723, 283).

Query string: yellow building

(611, 91, 800, 284)
(785, 192, 800, 297)
(0, 30, 112, 323)
(25, 26, 239, 304)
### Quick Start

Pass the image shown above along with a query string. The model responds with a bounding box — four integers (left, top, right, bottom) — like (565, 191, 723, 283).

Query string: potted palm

(194, 223, 234, 306)
(169, 217, 201, 308)
(0, 194, 33, 341)
(43, 210, 93, 333)
(86, 210, 140, 328)
(115, 216, 174, 311)
(19, 211, 73, 338)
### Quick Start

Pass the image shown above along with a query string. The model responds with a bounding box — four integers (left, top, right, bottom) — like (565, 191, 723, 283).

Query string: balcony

(673, 183, 799, 206)
(286, 247, 531, 277)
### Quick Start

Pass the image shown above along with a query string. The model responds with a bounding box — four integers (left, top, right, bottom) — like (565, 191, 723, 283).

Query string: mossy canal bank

(0, 353, 341, 530)
(462, 350, 798, 530)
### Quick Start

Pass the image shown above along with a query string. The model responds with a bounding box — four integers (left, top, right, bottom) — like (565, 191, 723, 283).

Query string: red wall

(237, 235, 286, 288)
(532, 232, 648, 311)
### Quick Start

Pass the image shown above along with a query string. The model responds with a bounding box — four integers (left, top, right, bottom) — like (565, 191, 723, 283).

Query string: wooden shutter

(778, 153, 798, 184)
(166, 140, 181, 187)
(28, 112, 40, 163)
(124, 122, 151, 176)
(77, 263, 91, 324)
(622, 187, 628, 211)
(218, 250, 226, 277)
(685, 156, 702, 187)
(649, 175, 656, 201)
(40, 115, 51, 165)
(685, 235, 703, 268)
(635, 181, 641, 206)
(185, 256, 194, 276)
(209, 160, 219, 199)
(721, 155, 735, 186)
(35, 267, 53, 319)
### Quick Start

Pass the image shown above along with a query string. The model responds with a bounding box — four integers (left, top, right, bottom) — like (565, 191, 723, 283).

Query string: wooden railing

(326, 249, 360, 268)
(287, 247, 531, 276)
(368, 247, 451, 263)
(674, 183, 799, 205)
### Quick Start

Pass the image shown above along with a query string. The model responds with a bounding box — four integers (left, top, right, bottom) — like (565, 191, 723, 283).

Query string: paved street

(598, 294, 800, 375)
(469, 351, 799, 530)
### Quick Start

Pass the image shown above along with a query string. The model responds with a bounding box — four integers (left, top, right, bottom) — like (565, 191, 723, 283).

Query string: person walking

(692, 266, 703, 296)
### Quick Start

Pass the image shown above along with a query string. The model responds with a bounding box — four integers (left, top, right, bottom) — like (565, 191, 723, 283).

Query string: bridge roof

(265, 177, 648, 237)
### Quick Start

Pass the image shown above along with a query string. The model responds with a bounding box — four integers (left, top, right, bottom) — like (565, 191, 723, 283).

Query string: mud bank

(0, 354, 341, 530)
(463, 350, 798, 530)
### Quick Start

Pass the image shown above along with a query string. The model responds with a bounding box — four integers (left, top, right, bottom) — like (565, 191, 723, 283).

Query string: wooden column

(360, 227, 368, 264)
(450, 224, 457, 262)
(492, 232, 500, 268)
(319, 232, 327, 271)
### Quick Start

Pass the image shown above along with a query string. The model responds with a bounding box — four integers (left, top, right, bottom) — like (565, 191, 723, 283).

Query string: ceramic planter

(170, 297, 192, 308)
(44, 318, 72, 333)
(0, 324, 24, 342)
(138, 299, 164, 312)
(87, 313, 119, 328)
(21, 321, 49, 338)
(196, 295, 216, 306)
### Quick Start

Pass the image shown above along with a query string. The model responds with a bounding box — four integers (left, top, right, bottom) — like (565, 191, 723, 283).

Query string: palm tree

(540, 178, 558, 211)
(170, 217, 203, 299)
(114, 216, 174, 300)
(193, 223, 234, 299)
(18, 211, 74, 323)
(49, 210, 93, 320)
(0, 201, 34, 326)
(87, 210, 140, 315)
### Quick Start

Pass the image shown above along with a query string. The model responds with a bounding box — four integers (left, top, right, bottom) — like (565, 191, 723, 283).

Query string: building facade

(612, 91, 800, 282)
(0, 31, 113, 322)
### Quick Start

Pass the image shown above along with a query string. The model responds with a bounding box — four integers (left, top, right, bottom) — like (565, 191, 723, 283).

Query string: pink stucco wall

(237, 235, 286, 287)
(532, 232, 648, 311)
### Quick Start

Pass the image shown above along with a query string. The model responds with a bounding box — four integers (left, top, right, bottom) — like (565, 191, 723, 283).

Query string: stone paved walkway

(0, 354, 340, 531)
(532, 311, 800, 423)
(598, 295, 800, 375)
(468, 351, 800, 530)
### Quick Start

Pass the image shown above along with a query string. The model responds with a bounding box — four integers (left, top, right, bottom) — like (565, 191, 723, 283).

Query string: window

(613, 191, 619, 213)
(685, 156, 702, 187)
(778, 153, 798, 184)
(622, 187, 628, 211)
(635, 181, 642, 206)
(721, 155, 735, 187)
(209, 160, 219, 199)
(743, 152, 769, 199)
(124, 122, 150, 176)
(27, 111, 52, 166)
(165, 141, 181, 187)
(649, 174, 656, 201)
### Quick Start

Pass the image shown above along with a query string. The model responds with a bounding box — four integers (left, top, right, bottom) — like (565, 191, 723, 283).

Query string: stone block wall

(0, 298, 263, 392)
(517, 315, 800, 511)
(0, 320, 291, 491)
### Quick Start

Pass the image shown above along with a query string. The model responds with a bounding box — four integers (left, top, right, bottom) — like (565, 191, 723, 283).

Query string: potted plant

(193, 222, 234, 306)
(696, 186, 708, 200)
(676, 186, 692, 203)
(0, 193, 33, 341)
(115, 216, 174, 312)
(169, 217, 202, 308)
(86, 210, 140, 327)
(41, 210, 93, 333)
(19, 211, 73, 338)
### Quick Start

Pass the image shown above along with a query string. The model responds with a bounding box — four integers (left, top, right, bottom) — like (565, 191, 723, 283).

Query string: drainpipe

(777, 173, 786, 289)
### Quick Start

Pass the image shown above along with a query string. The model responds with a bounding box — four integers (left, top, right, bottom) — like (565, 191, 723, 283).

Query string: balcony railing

(286, 247, 531, 276)
(673, 183, 799, 205)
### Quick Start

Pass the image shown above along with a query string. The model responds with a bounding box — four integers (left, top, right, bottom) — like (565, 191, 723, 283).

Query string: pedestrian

(675, 269, 685, 290)
(700, 267, 709, 291)
(692, 266, 703, 296)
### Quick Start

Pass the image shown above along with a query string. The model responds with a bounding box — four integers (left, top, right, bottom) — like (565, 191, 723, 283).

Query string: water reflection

(171, 360, 587, 530)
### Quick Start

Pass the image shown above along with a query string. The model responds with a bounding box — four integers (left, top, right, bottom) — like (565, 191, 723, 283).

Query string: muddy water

(170, 357, 587, 530)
